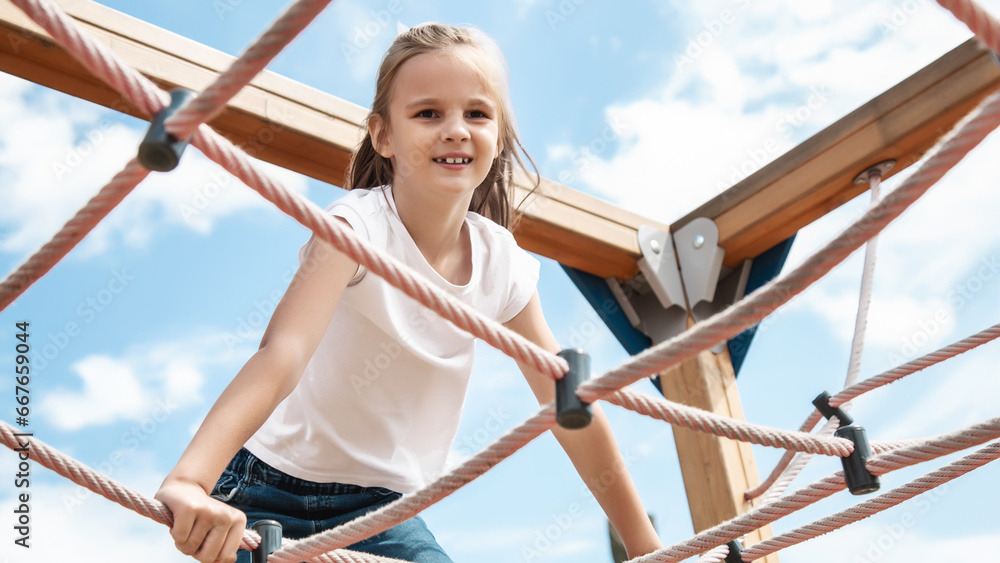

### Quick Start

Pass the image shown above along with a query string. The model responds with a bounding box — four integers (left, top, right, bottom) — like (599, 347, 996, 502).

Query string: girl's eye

(468, 110, 489, 119)
(416, 109, 436, 118)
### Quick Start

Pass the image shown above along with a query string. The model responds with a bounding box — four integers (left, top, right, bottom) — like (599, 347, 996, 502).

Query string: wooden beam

(3, 1, 995, 279)
(674, 38, 1000, 268)
(0, 0, 367, 184)
(0, 0, 663, 281)
(658, 347, 779, 562)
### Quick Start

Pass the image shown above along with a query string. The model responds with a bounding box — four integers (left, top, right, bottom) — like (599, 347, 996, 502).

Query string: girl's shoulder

(328, 186, 384, 215)
(466, 211, 537, 274)
(464, 206, 515, 239)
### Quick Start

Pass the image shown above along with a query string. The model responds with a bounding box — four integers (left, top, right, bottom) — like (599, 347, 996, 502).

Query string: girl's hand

(155, 477, 247, 563)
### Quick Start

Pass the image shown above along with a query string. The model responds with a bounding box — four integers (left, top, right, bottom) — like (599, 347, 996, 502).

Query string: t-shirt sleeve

(297, 192, 371, 285)
(497, 241, 541, 324)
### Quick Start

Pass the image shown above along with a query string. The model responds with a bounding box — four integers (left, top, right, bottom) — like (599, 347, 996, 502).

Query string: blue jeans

(211, 448, 452, 563)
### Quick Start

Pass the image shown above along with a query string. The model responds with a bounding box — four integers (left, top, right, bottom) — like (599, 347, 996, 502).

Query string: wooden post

(657, 345, 780, 562)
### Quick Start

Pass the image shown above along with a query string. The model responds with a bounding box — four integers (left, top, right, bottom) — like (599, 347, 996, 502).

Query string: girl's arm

(504, 291, 663, 559)
(154, 231, 359, 563)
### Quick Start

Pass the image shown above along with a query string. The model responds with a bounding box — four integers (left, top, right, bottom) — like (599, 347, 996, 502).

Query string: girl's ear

(368, 114, 394, 159)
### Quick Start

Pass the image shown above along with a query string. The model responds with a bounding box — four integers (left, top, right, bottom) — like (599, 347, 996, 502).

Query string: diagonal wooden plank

(673, 38, 1000, 268)
(0, 0, 661, 280)
(1, 2, 996, 279)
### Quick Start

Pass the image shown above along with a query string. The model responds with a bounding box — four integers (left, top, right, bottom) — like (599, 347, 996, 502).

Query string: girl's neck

(391, 184, 474, 284)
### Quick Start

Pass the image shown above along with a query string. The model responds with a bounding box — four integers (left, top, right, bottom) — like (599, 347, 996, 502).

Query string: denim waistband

(232, 447, 399, 498)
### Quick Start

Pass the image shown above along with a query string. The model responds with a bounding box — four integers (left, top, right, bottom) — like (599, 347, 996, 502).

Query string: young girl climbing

(155, 23, 663, 563)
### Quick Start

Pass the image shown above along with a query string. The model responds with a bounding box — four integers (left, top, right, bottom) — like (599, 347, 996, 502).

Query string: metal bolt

(693, 234, 705, 249)
(650, 239, 662, 254)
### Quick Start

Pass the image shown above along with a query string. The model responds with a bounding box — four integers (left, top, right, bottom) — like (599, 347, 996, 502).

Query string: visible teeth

(436, 157, 470, 164)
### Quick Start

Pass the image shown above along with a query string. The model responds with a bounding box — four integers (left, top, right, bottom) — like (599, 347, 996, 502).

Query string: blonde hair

(344, 23, 538, 230)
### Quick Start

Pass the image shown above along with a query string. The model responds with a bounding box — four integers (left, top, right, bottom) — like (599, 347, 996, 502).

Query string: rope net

(1, 0, 999, 561)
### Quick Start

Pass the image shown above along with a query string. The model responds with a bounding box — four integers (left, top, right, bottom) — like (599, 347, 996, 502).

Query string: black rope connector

(251, 519, 282, 563)
(555, 349, 593, 429)
(724, 539, 743, 563)
(835, 424, 881, 495)
(812, 391, 854, 427)
(813, 391, 879, 495)
(137, 88, 197, 172)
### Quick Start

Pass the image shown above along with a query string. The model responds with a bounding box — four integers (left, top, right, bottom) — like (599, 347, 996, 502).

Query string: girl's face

(372, 49, 501, 203)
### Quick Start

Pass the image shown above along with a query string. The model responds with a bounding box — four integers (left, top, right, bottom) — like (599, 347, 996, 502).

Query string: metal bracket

(693, 259, 752, 322)
(853, 160, 895, 185)
(605, 226, 687, 344)
(607, 219, 747, 353)
(674, 218, 725, 320)
(636, 225, 686, 310)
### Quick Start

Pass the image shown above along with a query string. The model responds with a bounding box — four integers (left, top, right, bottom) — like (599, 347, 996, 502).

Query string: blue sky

(2, 0, 1000, 561)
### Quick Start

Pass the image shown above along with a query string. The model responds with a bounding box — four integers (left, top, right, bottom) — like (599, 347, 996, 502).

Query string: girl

(155, 23, 663, 563)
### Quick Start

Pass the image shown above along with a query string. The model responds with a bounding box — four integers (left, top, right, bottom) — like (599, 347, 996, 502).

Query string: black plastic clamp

(724, 539, 743, 563)
(555, 349, 593, 429)
(813, 391, 880, 495)
(835, 424, 880, 495)
(137, 88, 197, 172)
(812, 391, 853, 427)
(251, 519, 282, 563)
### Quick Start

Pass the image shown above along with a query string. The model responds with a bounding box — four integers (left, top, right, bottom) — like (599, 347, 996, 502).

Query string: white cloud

(553, 0, 988, 226)
(0, 73, 310, 261)
(783, 520, 998, 563)
(38, 330, 242, 431)
(41, 355, 151, 430)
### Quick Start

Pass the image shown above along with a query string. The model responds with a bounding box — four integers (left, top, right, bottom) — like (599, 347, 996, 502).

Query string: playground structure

(2, 0, 1000, 561)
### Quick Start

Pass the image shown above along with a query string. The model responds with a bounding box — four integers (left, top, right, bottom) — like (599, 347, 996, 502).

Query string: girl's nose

(441, 114, 470, 142)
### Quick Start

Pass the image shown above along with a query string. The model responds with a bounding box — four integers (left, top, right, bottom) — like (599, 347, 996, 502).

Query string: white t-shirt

(245, 186, 540, 493)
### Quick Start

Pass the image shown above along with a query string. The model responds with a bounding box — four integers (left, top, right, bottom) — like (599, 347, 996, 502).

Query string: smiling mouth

(433, 157, 472, 164)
